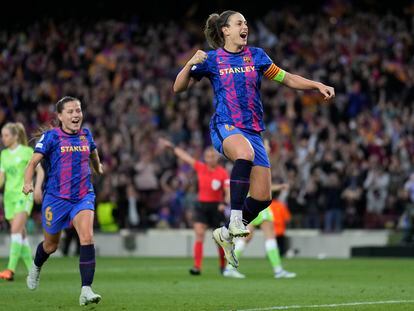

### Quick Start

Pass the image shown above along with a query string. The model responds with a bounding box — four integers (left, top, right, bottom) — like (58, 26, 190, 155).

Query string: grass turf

(0, 257, 413, 311)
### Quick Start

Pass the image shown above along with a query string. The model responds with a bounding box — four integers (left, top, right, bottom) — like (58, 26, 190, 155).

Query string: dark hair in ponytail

(204, 10, 238, 49)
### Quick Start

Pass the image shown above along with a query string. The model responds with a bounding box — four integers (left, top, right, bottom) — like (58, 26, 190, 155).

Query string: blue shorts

(42, 192, 96, 234)
(210, 124, 270, 168)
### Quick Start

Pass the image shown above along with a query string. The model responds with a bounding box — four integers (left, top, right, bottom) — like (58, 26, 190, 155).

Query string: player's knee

(78, 233, 94, 245)
(235, 150, 254, 161)
(43, 241, 59, 254)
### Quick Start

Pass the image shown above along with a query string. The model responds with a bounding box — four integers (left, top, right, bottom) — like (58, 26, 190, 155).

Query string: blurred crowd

(0, 2, 414, 239)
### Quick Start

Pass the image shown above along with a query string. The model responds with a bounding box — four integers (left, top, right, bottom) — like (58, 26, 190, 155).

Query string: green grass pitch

(1, 257, 413, 310)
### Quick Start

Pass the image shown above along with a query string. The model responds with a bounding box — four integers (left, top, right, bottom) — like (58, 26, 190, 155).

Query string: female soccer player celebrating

(173, 10, 335, 266)
(0, 123, 36, 281)
(23, 96, 104, 306)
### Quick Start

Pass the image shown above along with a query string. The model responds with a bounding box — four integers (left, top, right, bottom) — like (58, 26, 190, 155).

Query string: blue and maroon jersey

(34, 127, 96, 201)
(190, 46, 282, 132)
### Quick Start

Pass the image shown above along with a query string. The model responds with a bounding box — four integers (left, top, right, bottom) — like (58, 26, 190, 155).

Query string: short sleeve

(84, 128, 97, 151)
(189, 60, 209, 81)
(34, 131, 53, 156)
(256, 48, 274, 72)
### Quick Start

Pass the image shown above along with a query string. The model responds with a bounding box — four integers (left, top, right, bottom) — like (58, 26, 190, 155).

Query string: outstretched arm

(158, 138, 196, 167)
(173, 50, 207, 93)
(282, 72, 335, 100)
(23, 153, 44, 194)
(264, 63, 335, 100)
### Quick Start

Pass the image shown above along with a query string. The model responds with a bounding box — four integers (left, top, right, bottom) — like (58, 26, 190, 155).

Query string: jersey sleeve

(257, 48, 286, 83)
(84, 128, 97, 151)
(34, 131, 53, 156)
(193, 160, 203, 172)
(189, 57, 210, 81)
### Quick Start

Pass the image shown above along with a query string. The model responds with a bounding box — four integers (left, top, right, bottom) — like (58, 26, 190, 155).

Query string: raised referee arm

(158, 138, 195, 167)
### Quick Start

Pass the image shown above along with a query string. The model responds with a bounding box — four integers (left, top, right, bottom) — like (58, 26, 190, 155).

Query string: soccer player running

(223, 184, 296, 279)
(0, 123, 39, 281)
(23, 96, 104, 306)
(173, 10, 335, 267)
(159, 138, 230, 275)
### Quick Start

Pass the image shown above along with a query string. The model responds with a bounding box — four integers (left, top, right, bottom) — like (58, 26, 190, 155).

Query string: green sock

(7, 234, 23, 272)
(20, 238, 33, 271)
(265, 239, 282, 271)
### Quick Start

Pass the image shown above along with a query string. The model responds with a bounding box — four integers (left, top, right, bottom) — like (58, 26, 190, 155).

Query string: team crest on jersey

(243, 56, 251, 63)
(80, 135, 86, 141)
(225, 124, 235, 131)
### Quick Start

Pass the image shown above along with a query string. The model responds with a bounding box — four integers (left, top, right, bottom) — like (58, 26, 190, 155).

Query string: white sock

(221, 226, 231, 240)
(230, 210, 243, 222)
(11, 233, 23, 244)
(22, 236, 30, 246)
(234, 238, 246, 254)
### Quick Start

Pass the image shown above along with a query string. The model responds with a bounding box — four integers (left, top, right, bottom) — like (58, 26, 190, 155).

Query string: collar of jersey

(8, 144, 21, 154)
(221, 46, 246, 55)
(59, 127, 80, 136)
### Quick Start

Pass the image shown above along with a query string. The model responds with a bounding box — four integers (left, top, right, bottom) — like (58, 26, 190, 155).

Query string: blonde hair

(2, 122, 28, 146)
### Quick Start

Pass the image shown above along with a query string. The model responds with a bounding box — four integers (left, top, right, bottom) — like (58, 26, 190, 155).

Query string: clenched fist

(187, 50, 208, 66)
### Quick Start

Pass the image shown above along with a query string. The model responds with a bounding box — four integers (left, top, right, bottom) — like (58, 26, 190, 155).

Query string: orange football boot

(0, 269, 14, 281)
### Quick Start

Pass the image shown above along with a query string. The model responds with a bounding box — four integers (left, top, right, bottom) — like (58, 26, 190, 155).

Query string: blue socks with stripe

(242, 197, 272, 224)
(79, 244, 96, 286)
(230, 159, 253, 210)
(34, 242, 50, 267)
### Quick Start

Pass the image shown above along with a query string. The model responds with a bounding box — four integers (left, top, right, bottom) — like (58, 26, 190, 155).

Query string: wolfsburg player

(173, 10, 335, 267)
(0, 123, 38, 281)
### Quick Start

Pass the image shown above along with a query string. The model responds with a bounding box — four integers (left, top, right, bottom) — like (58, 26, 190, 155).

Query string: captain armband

(263, 63, 286, 83)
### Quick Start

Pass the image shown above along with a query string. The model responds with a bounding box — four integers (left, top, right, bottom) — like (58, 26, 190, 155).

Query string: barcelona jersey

(34, 127, 96, 201)
(190, 46, 280, 132)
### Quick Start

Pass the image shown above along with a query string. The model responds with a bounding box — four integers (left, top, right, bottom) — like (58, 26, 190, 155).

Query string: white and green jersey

(1, 145, 33, 195)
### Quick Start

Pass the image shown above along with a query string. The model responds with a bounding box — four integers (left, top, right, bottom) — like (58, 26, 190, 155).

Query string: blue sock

(79, 244, 95, 287)
(242, 197, 272, 224)
(34, 242, 50, 267)
(230, 159, 253, 210)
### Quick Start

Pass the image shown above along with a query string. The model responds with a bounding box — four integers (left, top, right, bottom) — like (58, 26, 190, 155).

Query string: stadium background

(1, 1, 414, 310)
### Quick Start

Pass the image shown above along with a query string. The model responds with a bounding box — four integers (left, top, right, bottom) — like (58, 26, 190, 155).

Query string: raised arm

(23, 153, 44, 194)
(158, 138, 196, 167)
(282, 72, 335, 100)
(90, 149, 104, 175)
(173, 50, 207, 93)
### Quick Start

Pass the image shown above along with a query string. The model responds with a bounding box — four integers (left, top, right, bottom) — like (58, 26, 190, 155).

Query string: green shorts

(250, 207, 273, 226)
(3, 192, 34, 220)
